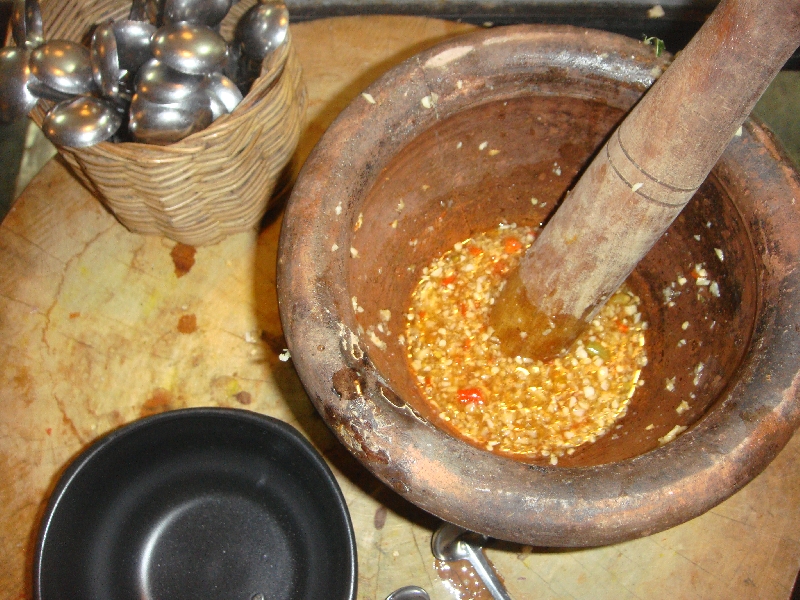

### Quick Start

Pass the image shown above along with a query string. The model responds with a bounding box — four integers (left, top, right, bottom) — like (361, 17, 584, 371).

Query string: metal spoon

(26, 73, 76, 102)
(201, 72, 242, 119)
(163, 0, 233, 27)
(128, 93, 213, 145)
(42, 96, 123, 147)
(233, 1, 288, 90)
(385, 586, 430, 600)
(431, 522, 513, 600)
(29, 40, 95, 96)
(151, 23, 229, 75)
(11, 0, 44, 50)
(113, 20, 157, 75)
(0, 47, 39, 124)
(235, 0, 289, 61)
(91, 20, 122, 98)
(135, 58, 205, 104)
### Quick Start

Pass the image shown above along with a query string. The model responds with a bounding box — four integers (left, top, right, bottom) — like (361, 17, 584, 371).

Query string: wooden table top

(1, 15, 798, 600)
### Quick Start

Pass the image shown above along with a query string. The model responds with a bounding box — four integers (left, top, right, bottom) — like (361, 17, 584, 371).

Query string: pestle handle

(491, 0, 800, 359)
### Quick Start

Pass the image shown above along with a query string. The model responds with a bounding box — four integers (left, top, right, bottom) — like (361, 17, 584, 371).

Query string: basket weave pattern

(30, 0, 307, 246)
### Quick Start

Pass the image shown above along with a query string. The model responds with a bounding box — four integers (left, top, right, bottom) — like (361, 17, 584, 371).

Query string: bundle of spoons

(0, 0, 290, 147)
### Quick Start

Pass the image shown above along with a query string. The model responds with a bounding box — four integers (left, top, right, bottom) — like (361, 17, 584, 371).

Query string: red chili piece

(456, 387, 485, 404)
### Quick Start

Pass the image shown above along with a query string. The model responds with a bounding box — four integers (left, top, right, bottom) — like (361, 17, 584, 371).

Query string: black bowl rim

(33, 407, 358, 600)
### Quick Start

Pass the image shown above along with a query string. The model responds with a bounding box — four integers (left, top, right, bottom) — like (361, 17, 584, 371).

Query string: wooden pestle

(491, 0, 800, 359)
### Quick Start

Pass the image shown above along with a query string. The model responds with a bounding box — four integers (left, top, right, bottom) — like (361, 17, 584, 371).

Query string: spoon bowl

(129, 93, 213, 145)
(201, 72, 242, 119)
(235, 1, 289, 61)
(0, 47, 39, 123)
(26, 74, 76, 102)
(113, 20, 157, 75)
(151, 23, 229, 75)
(91, 21, 122, 98)
(30, 40, 94, 96)
(234, 1, 288, 90)
(135, 58, 206, 105)
(42, 96, 123, 147)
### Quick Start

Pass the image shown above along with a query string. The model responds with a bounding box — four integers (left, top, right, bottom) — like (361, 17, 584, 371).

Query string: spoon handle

(432, 522, 514, 600)
(461, 541, 514, 600)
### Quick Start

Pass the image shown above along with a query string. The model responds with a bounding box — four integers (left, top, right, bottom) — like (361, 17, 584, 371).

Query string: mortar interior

(346, 94, 758, 468)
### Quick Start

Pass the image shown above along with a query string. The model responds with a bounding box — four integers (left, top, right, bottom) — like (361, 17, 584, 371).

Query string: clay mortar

(277, 25, 800, 546)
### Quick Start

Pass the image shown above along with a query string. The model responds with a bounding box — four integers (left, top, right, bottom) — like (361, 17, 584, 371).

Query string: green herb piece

(643, 35, 666, 57)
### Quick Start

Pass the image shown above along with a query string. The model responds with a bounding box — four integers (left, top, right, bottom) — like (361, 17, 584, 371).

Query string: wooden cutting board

(0, 15, 798, 600)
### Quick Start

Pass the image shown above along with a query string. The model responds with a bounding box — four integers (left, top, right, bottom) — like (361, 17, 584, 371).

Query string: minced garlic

(405, 224, 647, 460)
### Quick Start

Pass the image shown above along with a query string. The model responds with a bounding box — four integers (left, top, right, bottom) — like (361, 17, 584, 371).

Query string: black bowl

(34, 408, 357, 600)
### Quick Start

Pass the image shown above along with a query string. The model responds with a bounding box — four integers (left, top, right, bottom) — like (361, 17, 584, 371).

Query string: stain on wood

(374, 505, 387, 530)
(171, 242, 196, 278)
(141, 388, 175, 417)
(234, 390, 252, 405)
(177, 314, 197, 334)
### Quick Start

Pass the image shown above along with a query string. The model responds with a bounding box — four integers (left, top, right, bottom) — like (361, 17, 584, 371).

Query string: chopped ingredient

(642, 35, 665, 56)
(406, 224, 647, 460)
(368, 329, 387, 351)
(421, 93, 439, 109)
(693, 362, 704, 386)
(457, 387, 485, 404)
(658, 424, 687, 445)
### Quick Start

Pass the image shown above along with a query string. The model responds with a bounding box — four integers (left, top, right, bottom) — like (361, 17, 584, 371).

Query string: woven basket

(29, 0, 307, 246)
